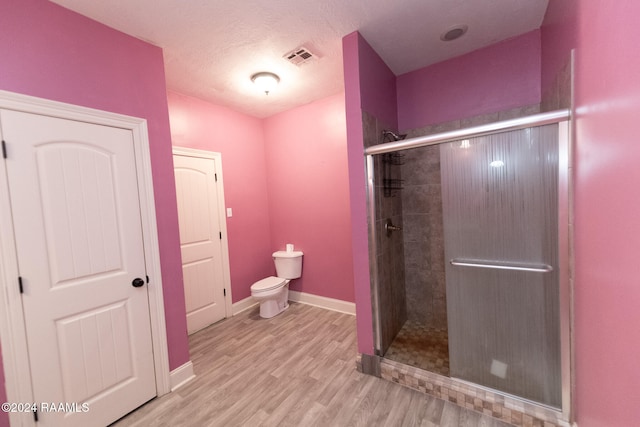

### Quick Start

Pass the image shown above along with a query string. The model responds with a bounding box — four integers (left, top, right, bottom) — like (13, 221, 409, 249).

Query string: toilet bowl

(251, 276, 290, 318)
(250, 249, 303, 318)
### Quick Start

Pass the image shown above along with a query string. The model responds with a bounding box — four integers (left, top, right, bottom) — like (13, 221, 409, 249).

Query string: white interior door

(0, 109, 156, 426)
(173, 151, 228, 334)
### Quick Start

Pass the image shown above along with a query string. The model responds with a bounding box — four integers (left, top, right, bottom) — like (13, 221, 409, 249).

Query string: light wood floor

(113, 303, 511, 427)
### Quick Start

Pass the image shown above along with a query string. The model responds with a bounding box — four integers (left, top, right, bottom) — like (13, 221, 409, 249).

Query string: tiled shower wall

(541, 53, 573, 112)
(401, 104, 542, 330)
(363, 110, 407, 354)
(400, 144, 446, 328)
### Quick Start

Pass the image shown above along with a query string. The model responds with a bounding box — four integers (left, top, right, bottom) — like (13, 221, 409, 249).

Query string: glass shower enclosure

(366, 112, 570, 413)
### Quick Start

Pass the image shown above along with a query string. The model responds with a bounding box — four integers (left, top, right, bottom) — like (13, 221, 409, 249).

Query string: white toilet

(250, 249, 303, 318)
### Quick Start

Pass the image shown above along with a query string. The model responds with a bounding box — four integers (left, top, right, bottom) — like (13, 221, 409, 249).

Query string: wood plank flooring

(113, 303, 511, 427)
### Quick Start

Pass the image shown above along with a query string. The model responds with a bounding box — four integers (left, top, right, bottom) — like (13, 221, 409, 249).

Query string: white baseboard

(232, 292, 355, 316)
(288, 290, 356, 315)
(232, 296, 259, 315)
(169, 361, 195, 392)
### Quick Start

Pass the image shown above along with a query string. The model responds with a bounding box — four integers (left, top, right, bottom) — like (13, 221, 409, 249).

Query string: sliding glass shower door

(441, 125, 561, 408)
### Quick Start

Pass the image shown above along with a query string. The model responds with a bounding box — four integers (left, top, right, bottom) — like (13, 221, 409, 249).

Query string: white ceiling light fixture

(251, 72, 280, 95)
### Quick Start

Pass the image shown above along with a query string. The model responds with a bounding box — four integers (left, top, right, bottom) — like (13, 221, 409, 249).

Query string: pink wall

(542, 1, 640, 425)
(342, 31, 401, 354)
(167, 91, 273, 302)
(169, 91, 356, 304)
(0, 2, 189, 420)
(342, 32, 373, 354)
(397, 30, 542, 131)
(263, 94, 354, 302)
(356, 35, 399, 130)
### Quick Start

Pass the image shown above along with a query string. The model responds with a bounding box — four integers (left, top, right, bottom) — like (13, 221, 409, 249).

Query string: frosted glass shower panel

(441, 125, 561, 408)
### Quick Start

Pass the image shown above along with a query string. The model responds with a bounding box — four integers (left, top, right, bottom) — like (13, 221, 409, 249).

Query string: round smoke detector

(440, 25, 469, 41)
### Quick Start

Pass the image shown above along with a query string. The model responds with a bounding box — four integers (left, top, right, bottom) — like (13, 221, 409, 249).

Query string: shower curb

(357, 354, 569, 427)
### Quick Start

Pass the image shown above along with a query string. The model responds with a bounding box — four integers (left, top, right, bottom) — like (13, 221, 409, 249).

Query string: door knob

(132, 277, 145, 288)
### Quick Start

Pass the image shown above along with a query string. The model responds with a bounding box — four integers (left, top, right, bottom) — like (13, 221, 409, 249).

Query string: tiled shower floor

(384, 320, 450, 377)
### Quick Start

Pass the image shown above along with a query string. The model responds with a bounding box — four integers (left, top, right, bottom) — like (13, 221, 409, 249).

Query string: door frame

(172, 147, 233, 319)
(0, 90, 171, 425)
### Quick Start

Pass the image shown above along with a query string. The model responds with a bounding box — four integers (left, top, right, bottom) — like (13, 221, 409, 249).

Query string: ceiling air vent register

(284, 46, 318, 66)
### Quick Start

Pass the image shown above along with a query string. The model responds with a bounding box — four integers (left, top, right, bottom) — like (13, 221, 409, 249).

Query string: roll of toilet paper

(286, 243, 294, 252)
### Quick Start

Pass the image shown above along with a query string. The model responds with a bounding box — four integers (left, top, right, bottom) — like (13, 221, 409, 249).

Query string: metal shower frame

(364, 109, 572, 421)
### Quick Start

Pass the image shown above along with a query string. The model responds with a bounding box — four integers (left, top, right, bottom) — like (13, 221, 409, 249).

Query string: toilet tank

(273, 250, 303, 279)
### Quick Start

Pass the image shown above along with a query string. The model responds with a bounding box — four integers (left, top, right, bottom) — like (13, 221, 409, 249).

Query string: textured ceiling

(49, 0, 549, 118)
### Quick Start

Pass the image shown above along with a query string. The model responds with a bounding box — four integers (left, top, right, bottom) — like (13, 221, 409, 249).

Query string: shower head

(382, 130, 407, 142)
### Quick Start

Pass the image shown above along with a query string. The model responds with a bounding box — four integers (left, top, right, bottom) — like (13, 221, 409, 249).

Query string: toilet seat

(251, 276, 286, 293)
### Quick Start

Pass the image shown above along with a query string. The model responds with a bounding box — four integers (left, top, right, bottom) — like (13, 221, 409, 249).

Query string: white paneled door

(0, 109, 156, 426)
(173, 150, 229, 334)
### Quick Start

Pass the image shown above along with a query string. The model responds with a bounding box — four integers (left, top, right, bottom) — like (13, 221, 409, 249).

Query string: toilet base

(254, 283, 290, 318)
(259, 299, 289, 318)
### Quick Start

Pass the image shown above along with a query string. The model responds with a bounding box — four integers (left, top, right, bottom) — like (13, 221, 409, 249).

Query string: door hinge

(2, 140, 6, 159)
(33, 408, 38, 422)
(146, 275, 150, 284)
(219, 231, 222, 240)
(18, 276, 23, 294)
(223, 288, 226, 297)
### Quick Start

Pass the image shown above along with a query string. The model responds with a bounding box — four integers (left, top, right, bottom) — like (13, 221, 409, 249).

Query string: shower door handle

(450, 259, 553, 273)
